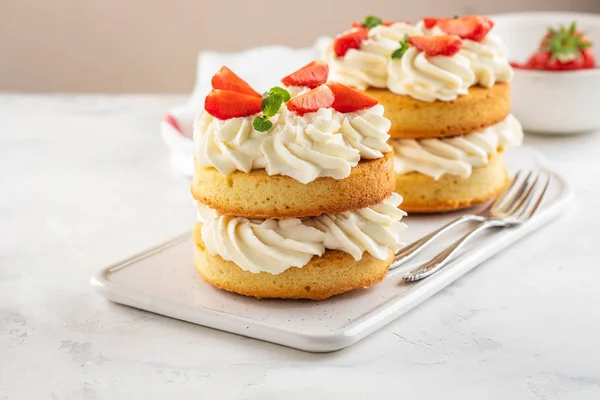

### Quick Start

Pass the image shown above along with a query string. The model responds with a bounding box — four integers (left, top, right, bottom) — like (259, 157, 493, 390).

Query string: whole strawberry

(525, 22, 595, 71)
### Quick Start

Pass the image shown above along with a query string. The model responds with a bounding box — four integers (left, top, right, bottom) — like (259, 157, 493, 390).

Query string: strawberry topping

(281, 60, 329, 89)
(204, 89, 262, 120)
(423, 17, 444, 29)
(327, 82, 378, 113)
(287, 85, 334, 115)
(382, 21, 409, 26)
(352, 20, 410, 28)
(408, 35, 463, 57)
(436, 15, 494, 42)
(211, 66, 262, 98)
(333, 28, 369, 57)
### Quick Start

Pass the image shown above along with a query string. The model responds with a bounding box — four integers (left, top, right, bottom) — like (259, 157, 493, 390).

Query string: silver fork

(390, 170, 528, 271)
(402, 171, 551, 282)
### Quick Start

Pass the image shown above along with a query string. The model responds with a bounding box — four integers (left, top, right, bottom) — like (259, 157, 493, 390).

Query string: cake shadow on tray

(190, 14, 524, 300)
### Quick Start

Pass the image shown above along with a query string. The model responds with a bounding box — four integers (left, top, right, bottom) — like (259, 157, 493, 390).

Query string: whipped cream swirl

(326, 23, 422, 90)
(459, 35, 513, 87)
(391, 115, 523, 179)
(198, 193, 407, 274)
(194, 105, 391, 184)
(416, 21, 513, 87)
(262, 108, 360, 183)
(387, 47, 475, 102)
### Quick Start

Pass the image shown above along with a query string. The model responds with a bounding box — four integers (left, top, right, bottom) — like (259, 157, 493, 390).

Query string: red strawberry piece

(327, 82, 378, 113)
(163, 114, 181, 132)
(204, 90, 262, 120)
(437, 15, 493, 42)
(537, 23, 596, 71)
(481, 16, 495, 30)
(423, 17, 445, 29)
(352, 20, 409, 28)
(281, 60, 329, 89)
(509, 61, 524, 69)
(408, 35, 463, 57)
(287, 85, 335, 115)
(582, 47, 595, 69)
(382, 21, 411, 26)
(211, 66, 262, 98)
(524, 51, 551, 70)
(333, 28, 369, 57)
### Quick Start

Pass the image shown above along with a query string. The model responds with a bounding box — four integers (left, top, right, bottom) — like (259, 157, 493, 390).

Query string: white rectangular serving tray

(91, 146, 572, 352)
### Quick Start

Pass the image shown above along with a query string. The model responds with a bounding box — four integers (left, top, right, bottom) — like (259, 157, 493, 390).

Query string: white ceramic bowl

(492, 12, 600, 134)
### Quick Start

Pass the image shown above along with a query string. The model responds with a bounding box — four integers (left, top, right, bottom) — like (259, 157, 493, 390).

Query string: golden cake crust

(191, 151, 395, 219)
(193, 223, 391, 300)
(365, 83, 511, 139)
(394, 155, 509, 213)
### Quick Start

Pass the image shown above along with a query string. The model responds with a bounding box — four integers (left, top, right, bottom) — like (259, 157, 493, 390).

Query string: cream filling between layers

(198, 193, 407, 275)
(194, 105, 392, 184)
(391, 115, 523, 180)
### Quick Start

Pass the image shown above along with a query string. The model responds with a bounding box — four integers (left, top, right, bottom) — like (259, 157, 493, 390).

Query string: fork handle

(390, 214, 479, 270)
(403, 219, 505, 281)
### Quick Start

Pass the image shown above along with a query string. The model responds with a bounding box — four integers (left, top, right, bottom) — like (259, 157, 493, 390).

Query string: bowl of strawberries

(493, 12, 600, 134)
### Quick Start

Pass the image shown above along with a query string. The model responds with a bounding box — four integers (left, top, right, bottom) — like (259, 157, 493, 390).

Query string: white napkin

(161, 38, 331, 176)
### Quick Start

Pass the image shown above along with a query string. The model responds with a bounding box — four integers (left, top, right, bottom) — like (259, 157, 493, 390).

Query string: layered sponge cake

(192, 62, 406, 299)
(325, 15, 523, 212)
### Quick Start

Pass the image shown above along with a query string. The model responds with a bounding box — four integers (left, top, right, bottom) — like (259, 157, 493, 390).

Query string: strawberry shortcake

(325, 15, 523, 212)
(192, 62, 407, 299)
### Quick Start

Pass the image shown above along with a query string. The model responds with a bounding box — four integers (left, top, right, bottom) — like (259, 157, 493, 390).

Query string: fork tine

(503, 172, 541, 217)
(497, 171, 533, 216)
(517, 173, 551, 221)
(490, 170, 522, 212)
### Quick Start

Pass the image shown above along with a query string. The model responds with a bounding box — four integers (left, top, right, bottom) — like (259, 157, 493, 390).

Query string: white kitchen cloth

(161, 38, 331, 176)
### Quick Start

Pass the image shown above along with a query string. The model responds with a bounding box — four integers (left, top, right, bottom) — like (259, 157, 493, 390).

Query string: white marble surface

(0, 94, 599, 399)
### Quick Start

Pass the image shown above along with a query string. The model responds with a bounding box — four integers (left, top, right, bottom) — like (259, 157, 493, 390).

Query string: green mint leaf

(363, 15, 382, 29)
(253, 116, 272, 132)
(261, 92, 283, 117)
(269, 87, 291, 102)
(391, 34, 410, 60)
(391, 48, 405, 59)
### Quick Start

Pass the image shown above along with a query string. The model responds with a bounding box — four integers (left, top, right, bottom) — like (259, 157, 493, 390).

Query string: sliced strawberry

(352, 20, 410, 28)
(481, 16, 495, 30)
(437, 15, 493, 42)
(382, 21, 411, 26)
(211, 66, 261, 98)
(351, 20, 407, 28)
(423, 17, 444, 29)
(204, 90, 262, 120)
(408, 35, 462, 57)
(287, 85, 334, 115)
(327, 82, 378, 113)
(281, 60, 329, 89)
(333, 28, 369, 57)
